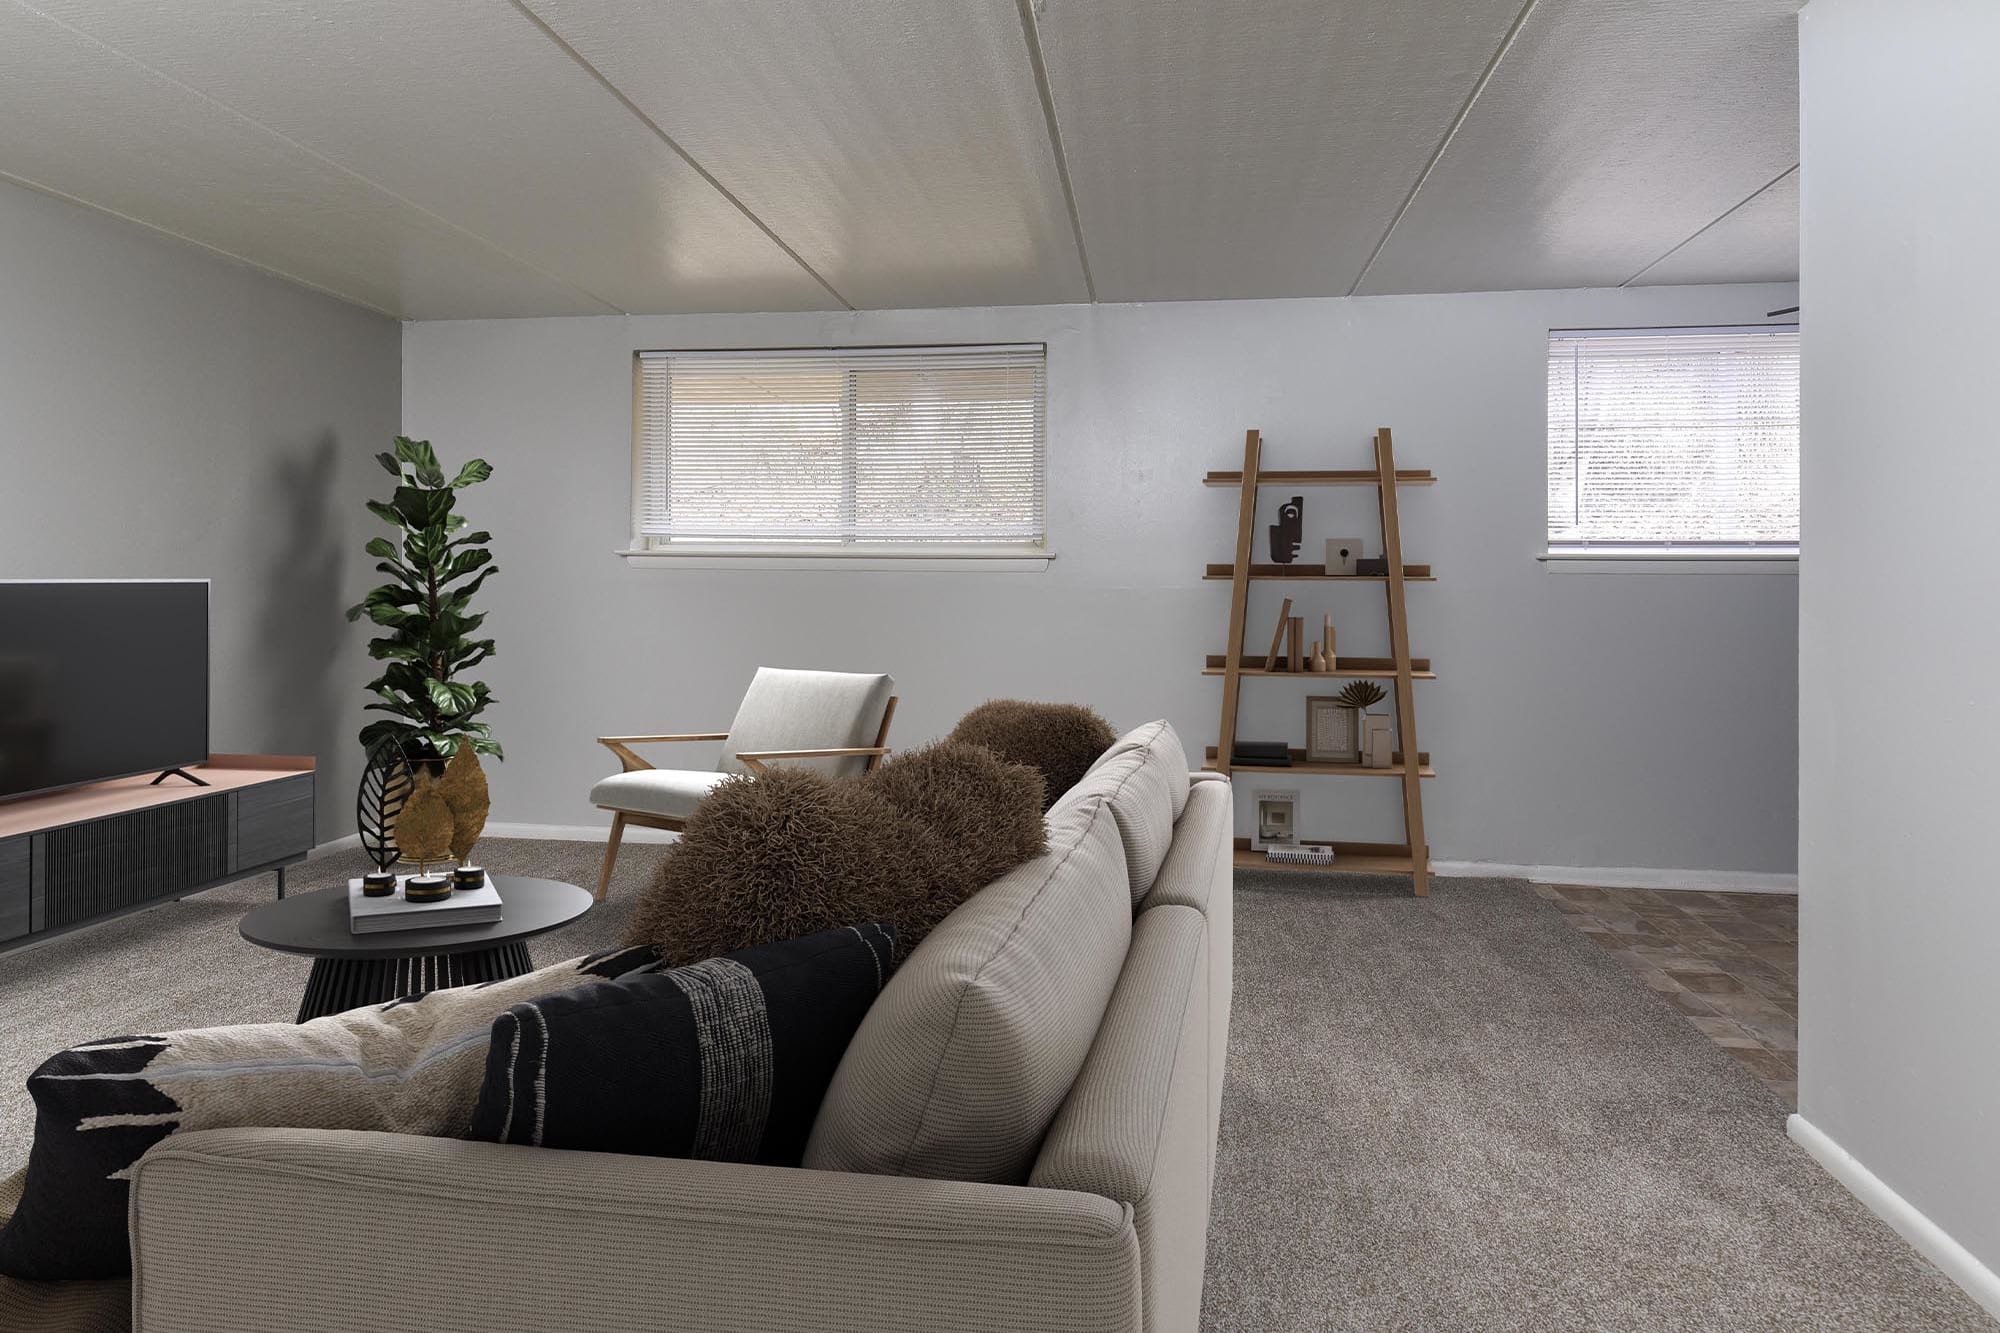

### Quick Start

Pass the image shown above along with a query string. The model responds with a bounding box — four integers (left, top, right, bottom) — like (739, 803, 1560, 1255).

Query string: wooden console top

(0, 755, 315, 839)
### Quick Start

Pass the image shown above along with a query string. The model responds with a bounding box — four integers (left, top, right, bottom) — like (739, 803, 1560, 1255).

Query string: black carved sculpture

(1269, 495, 1304, 564)
(356, 737, 419, 872)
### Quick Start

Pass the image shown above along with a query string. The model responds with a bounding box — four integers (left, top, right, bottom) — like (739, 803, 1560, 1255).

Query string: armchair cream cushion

(717, 668, 896, 777)
(588, 769, 728, 821)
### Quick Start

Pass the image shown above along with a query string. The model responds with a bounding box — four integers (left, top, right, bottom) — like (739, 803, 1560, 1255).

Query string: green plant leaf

(449, 459, 493, 488)
(392, 436, 446, 488)
(449, 530, 492, 549)
(366, 499, 401, 526)
(375, 452, 403, 479)
(440, 547, 493, 582)
(363, 537, 399, 560)
(392, 485, 455, 531)
(425, 678, 479, 718)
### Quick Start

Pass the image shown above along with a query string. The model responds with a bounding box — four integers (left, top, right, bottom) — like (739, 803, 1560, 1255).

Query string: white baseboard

(311, 822, 676, 859)
(1432, 859, 1797, 895)
(1788, 1113, 2000, 1320)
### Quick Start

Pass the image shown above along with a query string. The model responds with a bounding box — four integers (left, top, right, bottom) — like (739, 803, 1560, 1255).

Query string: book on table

(348, 877, 503, 934)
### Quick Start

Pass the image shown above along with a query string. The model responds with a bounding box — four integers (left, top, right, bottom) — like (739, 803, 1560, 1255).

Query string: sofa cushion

(471, 925, 892, 1165)
(1088, 719, 1192, 819)
(1061, 721, 1192, 902)
(590, 768, 729, 820)
(802, 792, 1133, 1184)
(0, 945, 662, 1280)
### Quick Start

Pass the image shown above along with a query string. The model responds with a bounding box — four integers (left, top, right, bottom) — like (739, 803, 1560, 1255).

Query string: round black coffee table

(239, 875, 594, 1021)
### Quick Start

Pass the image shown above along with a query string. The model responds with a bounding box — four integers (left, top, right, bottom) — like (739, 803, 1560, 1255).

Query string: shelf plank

(1203, 746, 1434, 778)
(1204, 469, 1435, 488)
(1203, 654, 1433, 679)
(1230, 838, 1427, 877)
(1204, 563, 1433, 582)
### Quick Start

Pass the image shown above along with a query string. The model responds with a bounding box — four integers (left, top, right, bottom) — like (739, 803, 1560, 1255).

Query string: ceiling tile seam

(0, 165, 402, 319)
(508, 0, 853, 312)
(3, 0, 624, 318)
(1619, 164, 1800, 287)
(1342, 0, 1543, 298)
(1014, 0, 1096, 303)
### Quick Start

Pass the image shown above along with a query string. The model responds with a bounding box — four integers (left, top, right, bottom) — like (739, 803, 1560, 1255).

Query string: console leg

(276, 866, 286, 900)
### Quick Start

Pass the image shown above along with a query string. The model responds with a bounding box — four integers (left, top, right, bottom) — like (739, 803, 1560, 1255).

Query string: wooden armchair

(590, 668, 898, 899)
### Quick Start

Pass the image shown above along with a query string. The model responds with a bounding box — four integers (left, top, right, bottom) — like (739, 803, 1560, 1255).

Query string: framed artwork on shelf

(1305, 696, 1360, 764)
(1251, 789, 1300, 850)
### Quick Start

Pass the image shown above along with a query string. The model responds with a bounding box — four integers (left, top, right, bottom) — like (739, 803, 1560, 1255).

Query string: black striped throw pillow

(469, 923, 894, 1165)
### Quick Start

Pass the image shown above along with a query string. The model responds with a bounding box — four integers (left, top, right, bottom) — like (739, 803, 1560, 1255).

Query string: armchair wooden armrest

(735, 746, 891, 775)
(596, 732, 731, 772)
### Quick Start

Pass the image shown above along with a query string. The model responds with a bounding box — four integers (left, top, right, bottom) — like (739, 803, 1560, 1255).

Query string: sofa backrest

(802, 788, 1134, 1184)
(1057, 720, 1192, 902)
(1029, 770, 1233, 1333)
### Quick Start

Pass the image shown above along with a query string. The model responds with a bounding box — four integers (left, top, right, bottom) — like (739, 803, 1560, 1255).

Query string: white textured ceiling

(0, 0, 1800, 319)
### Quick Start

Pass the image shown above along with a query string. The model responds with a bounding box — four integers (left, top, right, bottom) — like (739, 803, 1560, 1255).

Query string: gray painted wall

(0, 178, 401, 842)
(1798, 0, 2000, 1280)
(404, 282, 1799, 874)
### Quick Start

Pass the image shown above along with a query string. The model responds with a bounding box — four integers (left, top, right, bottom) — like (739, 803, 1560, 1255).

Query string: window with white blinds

(1547, 327, 1800, 550)
(636, 345, 1046, 548)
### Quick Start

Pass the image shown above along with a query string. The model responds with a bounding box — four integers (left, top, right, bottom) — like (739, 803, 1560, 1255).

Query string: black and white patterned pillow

(0, 944, 661, 1281)
(470, 923, 893, 1165)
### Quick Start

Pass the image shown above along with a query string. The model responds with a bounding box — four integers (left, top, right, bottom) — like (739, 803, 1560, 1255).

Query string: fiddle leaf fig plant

(345, 436, 503, 760)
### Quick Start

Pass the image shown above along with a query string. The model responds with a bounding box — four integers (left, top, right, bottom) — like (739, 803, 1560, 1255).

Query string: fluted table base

(295, 941, 534, 1021)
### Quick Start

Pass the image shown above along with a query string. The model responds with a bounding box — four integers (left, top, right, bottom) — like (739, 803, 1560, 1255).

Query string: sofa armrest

(130, 1128, 1139, 1333)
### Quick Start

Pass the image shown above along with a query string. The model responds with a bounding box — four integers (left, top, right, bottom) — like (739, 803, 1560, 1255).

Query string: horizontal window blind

(1547, 329, 1800, 547)
(638, 345, 1046, 545)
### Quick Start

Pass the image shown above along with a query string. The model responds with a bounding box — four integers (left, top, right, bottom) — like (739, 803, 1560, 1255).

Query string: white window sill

(618, 544, 1053, 573)
(1539, 548, 1799, 575)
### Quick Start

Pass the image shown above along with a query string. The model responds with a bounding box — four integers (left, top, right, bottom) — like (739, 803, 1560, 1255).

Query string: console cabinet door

(0, 836, 27, 942)
(234, 774, 315, 871)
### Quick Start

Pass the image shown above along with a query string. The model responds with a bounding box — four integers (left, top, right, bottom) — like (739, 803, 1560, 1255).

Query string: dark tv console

(0, 755, 314, 953)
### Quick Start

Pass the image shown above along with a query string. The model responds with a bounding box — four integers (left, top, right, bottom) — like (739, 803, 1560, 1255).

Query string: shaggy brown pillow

(948, 699, 1118, 811)
(625, 741, 1047, 969)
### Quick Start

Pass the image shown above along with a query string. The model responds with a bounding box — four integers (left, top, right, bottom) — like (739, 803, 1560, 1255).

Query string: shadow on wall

(253, 433, 344, 761)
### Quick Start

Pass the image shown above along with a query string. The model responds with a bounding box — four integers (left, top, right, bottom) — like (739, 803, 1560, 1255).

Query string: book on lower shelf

(348, 877, 503, 934)
(1230, 740, 1292, 767)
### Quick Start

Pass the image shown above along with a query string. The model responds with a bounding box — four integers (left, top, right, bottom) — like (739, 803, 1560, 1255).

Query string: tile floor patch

(1530, 882, 1797, 1105)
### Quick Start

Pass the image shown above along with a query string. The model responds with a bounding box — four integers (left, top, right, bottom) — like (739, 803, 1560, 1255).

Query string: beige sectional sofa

(126, 721, 1233, 1333)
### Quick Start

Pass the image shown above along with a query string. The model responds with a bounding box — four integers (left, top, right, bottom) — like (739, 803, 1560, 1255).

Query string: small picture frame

(1306, 696, 1361, 764)
(1251, 789, 1300, 850)
(1324, 537, 1363, 575)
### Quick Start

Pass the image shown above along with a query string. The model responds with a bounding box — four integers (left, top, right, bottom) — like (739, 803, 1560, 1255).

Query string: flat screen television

(0, 580, 210, 802)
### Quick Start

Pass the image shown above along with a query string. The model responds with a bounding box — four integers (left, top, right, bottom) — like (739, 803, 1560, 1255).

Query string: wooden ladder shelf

(1209, 427, 1433, 896)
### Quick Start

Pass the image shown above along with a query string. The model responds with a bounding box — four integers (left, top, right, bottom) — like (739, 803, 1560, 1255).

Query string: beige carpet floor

(0, 843, 1989, 1330)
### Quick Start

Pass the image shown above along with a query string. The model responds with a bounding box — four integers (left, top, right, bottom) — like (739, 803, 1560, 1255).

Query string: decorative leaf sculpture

(356, 737, 417, 871)
(395, 771, 454, 874)
(1334, 680, 1387, 711)
(345, 436, 503, 761)
(438, 745, 490, 865)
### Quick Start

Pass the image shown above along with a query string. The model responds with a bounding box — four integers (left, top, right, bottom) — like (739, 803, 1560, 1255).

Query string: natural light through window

(634, 345, 1046, 557)
(1546, 327, 1800, 554)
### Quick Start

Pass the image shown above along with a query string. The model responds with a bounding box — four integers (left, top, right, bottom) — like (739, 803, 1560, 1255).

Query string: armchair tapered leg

(597, 813, 627, 901)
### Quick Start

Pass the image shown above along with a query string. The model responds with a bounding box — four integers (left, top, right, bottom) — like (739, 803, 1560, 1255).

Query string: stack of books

(1230, 740, 1292, 768)
(348, 876, 503, 935)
